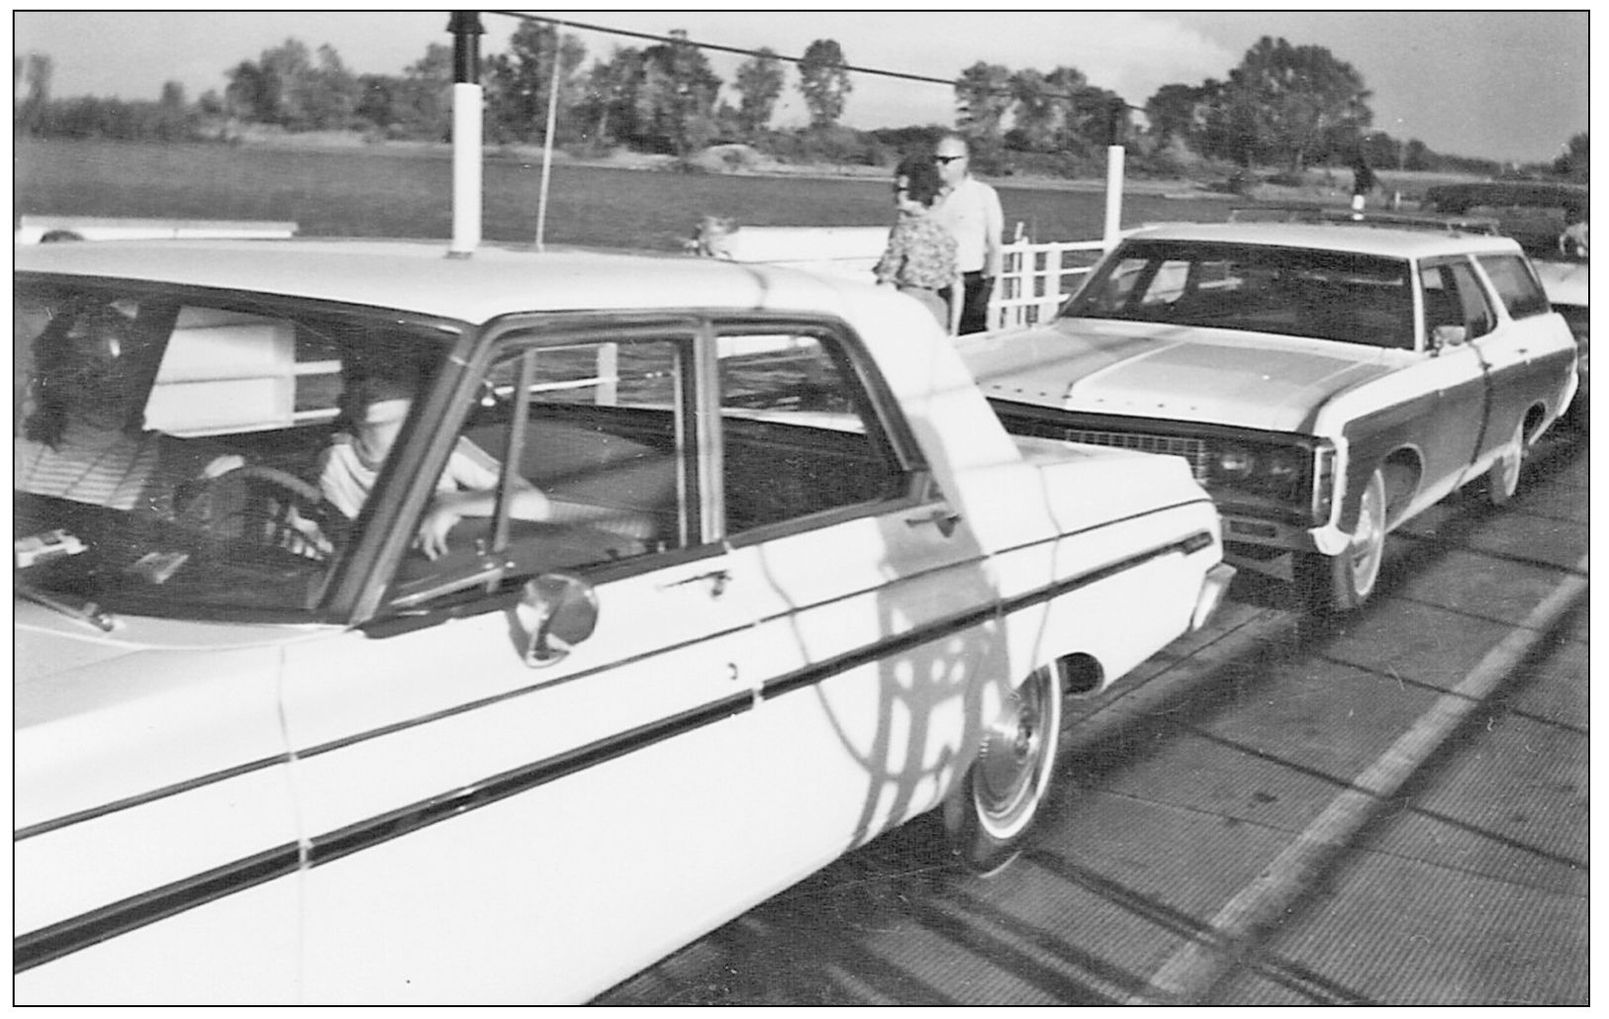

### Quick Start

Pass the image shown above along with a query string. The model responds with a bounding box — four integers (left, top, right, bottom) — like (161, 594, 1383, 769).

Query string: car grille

(1060, 429, 1209, 480)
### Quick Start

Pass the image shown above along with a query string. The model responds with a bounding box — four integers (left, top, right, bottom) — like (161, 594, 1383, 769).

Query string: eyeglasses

(933, 154, 966, 165)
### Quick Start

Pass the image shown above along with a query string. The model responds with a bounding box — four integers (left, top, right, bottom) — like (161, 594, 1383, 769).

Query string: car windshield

(1065, 239, 1415, 349)
(13, 277, 455, 622)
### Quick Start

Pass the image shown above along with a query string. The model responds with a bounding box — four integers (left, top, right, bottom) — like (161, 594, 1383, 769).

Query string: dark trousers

(943, 271, 994, 334)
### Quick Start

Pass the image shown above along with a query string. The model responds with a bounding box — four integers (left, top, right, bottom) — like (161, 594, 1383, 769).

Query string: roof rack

(1227, 204, 1501, 234)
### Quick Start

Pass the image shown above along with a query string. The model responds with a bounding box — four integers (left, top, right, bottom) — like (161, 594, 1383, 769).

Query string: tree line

(13, 26, 1586, 183)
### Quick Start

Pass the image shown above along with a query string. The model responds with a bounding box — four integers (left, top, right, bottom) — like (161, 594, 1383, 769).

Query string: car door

(275, 320, 786, 1003)
(1472, 251, 1578, 449)
(704, 323, 1007, 877)
(1412, 257, 1495, 489)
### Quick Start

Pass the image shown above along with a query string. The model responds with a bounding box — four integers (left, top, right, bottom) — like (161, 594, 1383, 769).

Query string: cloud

(13, 10, 1583, 161)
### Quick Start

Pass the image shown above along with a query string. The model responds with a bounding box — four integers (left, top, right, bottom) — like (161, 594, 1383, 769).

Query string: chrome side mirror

(516, 573, 599, 667)
(1430, 324, 1468, 352)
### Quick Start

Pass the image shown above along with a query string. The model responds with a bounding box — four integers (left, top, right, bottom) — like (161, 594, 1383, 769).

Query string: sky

(10, 9, 1593, 164)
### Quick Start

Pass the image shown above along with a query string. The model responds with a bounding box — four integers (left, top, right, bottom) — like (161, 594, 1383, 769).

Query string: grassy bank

(15, 139, 1241, 250)
(15, 139, 1475, 251)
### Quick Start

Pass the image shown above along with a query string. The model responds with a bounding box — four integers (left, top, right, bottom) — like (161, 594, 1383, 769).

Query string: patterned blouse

(14, 422, 213, 515)
(874, 213, 958, 290)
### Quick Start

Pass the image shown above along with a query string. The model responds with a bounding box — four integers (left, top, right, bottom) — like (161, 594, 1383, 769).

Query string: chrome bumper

(1189, 562, 1237, 631)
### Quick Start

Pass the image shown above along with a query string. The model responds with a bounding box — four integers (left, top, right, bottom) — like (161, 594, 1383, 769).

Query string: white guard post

(1103, 144, 1125, 251)
(451, 81, 483, 256)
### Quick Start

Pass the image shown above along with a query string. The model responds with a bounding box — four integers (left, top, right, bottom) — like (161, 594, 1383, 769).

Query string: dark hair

(895, 154, 944, 207)
(24, 302, 144, 447)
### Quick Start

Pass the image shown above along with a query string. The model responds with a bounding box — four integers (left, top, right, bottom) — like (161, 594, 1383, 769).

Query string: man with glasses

(932, 134, 1004, 334)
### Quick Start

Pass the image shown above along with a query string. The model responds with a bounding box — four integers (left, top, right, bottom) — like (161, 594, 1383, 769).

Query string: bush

(562, 138, 617, 161)
(766, 125, 888, 168)
(1265, 169, 1311, 187)
(700, 143, 761, 172)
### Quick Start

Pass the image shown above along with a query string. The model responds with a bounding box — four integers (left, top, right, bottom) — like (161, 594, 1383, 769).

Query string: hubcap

(975, 679, 1047, 832)
(1498, 425, 1524, 493)
(1349, 476, 1385, 594)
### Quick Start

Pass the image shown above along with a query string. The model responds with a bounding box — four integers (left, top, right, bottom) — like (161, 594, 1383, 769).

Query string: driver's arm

(414, 437, 551, 560)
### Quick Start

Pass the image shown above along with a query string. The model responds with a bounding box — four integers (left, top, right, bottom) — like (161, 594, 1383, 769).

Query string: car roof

(1123, 220, 1526, 260)
(13, 238, 861, 324)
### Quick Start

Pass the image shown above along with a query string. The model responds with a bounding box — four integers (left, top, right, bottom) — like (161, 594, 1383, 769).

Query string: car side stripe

(16, 529, 1213, 971)
(309, 689, 755, 868)
(763, 530, 1211, 701)
(14, 753, 296, 841)
(15, 843, 302, 973)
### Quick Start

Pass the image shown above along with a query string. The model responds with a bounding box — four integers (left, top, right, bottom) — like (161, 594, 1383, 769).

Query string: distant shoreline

(168, 130, 1484, 205)
(14, 136, 1493, 251)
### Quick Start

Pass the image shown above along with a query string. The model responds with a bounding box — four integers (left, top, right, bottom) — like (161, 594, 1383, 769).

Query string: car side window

(471, 338, 686, 556)
(1476, 254, 1551, 320)
(1094, 258, 1151, 312)
(383, 335, 690, 606)
(1420, 262, 1495, 341)
(715, 329, 910, 535)
(1135, 259, 1193, 308)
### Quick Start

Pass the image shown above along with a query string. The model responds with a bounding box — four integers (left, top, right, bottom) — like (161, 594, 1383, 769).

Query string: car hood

(959, 318, 1400, 432)
(13, 599, 329, 724)
(13, 600, 340, 833)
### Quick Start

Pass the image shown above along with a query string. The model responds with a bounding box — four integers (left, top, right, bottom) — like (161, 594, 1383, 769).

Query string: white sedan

(14, 238, 1230, 1003)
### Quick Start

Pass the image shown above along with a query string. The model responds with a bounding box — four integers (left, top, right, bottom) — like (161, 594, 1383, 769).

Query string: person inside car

(318, 371, 556, 560)
(15, 301, 242, 514)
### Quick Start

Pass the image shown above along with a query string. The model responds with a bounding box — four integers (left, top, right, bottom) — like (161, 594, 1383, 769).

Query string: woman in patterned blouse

(15, 302, 240, 514)
(874, 154, 960, 331)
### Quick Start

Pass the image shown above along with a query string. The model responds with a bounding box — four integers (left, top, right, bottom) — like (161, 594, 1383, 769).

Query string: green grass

(15, 139, 1234, 251)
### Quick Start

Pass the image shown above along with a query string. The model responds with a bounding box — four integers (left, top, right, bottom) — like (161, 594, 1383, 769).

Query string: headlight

(1205, 439, 1326, 521)
(1208, 444, 1302, 487)
(1214, 446, 1256, 480)
(1262, 449, 1304, 483)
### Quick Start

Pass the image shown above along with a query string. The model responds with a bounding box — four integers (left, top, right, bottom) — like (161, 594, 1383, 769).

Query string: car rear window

(1477, 254, 1551, 319)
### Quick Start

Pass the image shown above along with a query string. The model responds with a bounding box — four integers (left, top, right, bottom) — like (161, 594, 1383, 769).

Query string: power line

(488, 10, 1141, 112)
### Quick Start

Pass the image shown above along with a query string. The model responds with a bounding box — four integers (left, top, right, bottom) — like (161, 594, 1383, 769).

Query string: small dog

(685, 215, 739, 259)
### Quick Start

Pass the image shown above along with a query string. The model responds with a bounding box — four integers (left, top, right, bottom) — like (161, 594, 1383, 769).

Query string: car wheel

(1486, 421, 1526, 506)
(946, 666, 1063, 875)
(1298, 467, 1387, 612)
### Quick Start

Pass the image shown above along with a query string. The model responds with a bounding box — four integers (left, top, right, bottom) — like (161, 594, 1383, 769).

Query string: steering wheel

(179, 464, 335, 561)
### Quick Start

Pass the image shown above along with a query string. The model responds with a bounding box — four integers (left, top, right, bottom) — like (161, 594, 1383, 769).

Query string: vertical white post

(595, 343, 619, 406)
(535, 39, 563, 252)
(1103, 144, 1125, 251)
(451, 81, 483, 256)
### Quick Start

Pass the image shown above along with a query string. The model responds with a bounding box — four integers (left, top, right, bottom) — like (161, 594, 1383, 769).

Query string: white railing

(701, 222, 1111, 336)
(990, 233, 1107, 331)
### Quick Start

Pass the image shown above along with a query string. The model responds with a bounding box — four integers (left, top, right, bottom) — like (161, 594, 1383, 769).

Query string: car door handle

(666, 569, 731, 596)
(906, 508, 962, 537)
